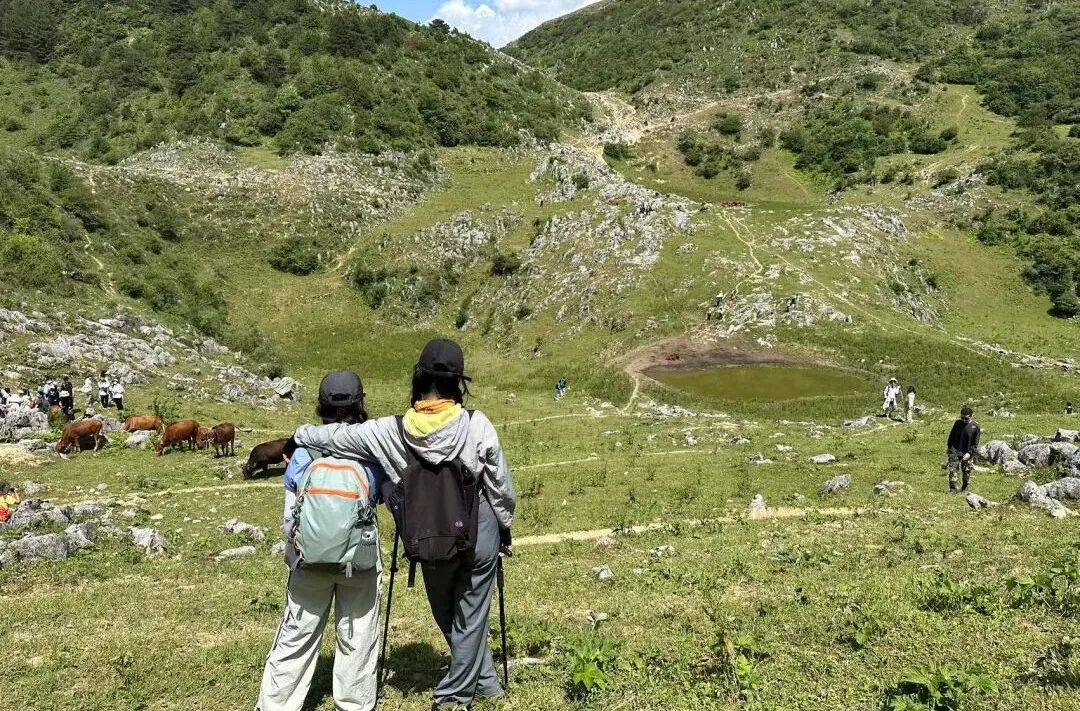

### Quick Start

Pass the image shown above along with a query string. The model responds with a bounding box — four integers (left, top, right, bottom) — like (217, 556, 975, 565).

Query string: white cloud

(432, 0, 602, 47)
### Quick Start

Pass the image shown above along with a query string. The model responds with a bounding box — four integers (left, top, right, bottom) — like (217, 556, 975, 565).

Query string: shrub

(268, 235, 323, 275)
(490, 251, 521, 277)
(1007, 556, 1080, 615)
(712, 112, 743, 137)
(566, 633, 634, 699)
(3, 116, 25, 132)
(571, 172, 590, 191)
(0, 233, 63, 289)
(735, 170, 752, 191)
(602, 142, 633, 161)
(917, 573, 997, 615)
(940, 125, 959, 141)
(1070, 125, 1080, 139)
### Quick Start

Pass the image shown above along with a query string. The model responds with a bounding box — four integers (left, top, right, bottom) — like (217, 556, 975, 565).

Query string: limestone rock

(270, 541, 287, 557)
(979, 440, 1018, 465)
(966, 493, 995, 509)
(14, 533, 69, 561)
(1015, 481, 1072, 518)
(69, 501, 106, 520)
(749, 494, 767, 516)
(821, 474, 852, 495)
(130, 527, 167, 555)
(22, 480, 46, 496)
(650, 545, 676, 558)
(65, 521, 96, 549)
(126, 431, 154, 449)
(591, 565, 614, 582)
(843, 416, 876, 430)
(873, 481, 904, 496)
(811, 454, 837, 465)
(748, 453, 772, 465)
(1019, 444, 1052, 468)
(595, 534, 618, 549)
(215, 545, 257, 561)
(220, 518, 267, 543)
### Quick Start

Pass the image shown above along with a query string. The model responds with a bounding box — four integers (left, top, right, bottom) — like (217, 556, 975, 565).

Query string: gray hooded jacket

(293, 409, 515, 529)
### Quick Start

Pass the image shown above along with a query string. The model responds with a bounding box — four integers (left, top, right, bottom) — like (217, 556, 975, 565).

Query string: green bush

(490, 251, 522, 277)
(887, 663, 996, 711)
(268, 235, 323, 275)
(0, 233, 62, 288)
(603, 142, 633, 161)
(712, 112, 743, 137)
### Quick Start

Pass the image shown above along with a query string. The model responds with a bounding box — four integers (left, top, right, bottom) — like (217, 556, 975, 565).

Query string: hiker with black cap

(287, 338, 516, 710)
(257, 370, 387, 711)
(945, 405, 981, 493)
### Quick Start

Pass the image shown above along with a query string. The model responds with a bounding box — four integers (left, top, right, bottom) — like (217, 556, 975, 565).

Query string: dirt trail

(516, 506, 865, 547)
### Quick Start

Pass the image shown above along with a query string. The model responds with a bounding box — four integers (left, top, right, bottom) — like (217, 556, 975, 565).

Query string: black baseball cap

(416, 339, 471, 381)
(318, 370, 365, 407)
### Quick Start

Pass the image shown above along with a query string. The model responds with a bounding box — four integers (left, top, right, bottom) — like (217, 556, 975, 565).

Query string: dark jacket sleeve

(946, 421, 964, 451)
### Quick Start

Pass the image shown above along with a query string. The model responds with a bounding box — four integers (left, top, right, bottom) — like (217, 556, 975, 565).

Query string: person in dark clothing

(58, 377, 75, 422)
(946, 405, 981, 493)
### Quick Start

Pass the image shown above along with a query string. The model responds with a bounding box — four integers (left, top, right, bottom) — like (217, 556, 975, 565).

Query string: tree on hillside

(0, 0, 59, 61)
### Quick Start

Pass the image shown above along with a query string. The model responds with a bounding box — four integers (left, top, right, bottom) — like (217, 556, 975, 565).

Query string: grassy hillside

(0, 0, 590, 159)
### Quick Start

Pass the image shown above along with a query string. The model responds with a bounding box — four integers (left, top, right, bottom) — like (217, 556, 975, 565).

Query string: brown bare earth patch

(621, 337, 808, 380)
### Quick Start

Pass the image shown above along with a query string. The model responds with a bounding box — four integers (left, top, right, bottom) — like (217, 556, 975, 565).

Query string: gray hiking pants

(257, 564, 381, 711)
(421, 495, 504, 707)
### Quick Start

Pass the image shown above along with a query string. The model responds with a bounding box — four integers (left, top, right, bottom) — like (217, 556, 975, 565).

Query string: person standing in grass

(905, 385, 917, 423)
(98, 371, 111, 408)
(881, 377, 901, 419)
(946, 405, 981, 493)
(110, 380, 125, 412)
(288, 339, 515, 710)
(258, 370, 386, 711)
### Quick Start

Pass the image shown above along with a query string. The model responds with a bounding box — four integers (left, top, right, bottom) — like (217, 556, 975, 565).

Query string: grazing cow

(55, 419, 106, 454)
(242, 438, 287, 479)
(156, 419, 201, 456)
(210, 422, 236, 458)
(123, 414, 164, 433)
(195, 426, 213, 450)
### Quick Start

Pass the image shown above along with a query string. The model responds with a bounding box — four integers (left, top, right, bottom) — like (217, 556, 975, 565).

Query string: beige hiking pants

(257, 565, 381, 711)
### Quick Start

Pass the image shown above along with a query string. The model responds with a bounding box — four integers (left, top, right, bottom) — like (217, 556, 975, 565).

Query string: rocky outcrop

(1015, 480, 1073, 518)
(821, 474, 852, 495)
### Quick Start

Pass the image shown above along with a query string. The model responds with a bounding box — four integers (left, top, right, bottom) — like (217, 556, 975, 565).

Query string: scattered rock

(1054, 429, 1080, 443)
(873, 481, 904, 496)
(650, 545, 676, 558)
(215, 545, 257, 561)
(966, 493, 995, 510)
(130, 527, 167, 555)
(64, 522, 96, 549)
(17, 439, 47, 451)
(507, 657, 546, 670)
(811, 454, 837, 465)
(22, 481, 46, 496)
(1003, 459, 1028, 475)
(979, 440, 1018, 466)
(820, 474, 852, 495)
(592, 565, 614, 582)
(748, 453, 772, 465)
(774, 444, 793, 452)
(1018, 443, 1052, 468)
(684, 433, 698, 447)
(730, 436, 750, 446)
(270, 541, 287, 557)
(221, 518, 267, 542)
(69, 501, 106, 520)
(748, 494, 767, 516)
(843, 416, 876, 430)
(14, 533, 69, 561)
(1015, 481, 1072, 518)
(1043, 477, 1080, 501)
(126, 431, 154, 449)
(595, 534, 618, 549)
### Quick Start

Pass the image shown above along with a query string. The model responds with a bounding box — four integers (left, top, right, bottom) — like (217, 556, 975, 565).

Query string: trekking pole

(497, 556, 510, 690)
(377, 532, 400, 698)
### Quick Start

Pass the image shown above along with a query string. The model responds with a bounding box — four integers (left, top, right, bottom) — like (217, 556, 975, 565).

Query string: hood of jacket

(402, 405, 469, 464)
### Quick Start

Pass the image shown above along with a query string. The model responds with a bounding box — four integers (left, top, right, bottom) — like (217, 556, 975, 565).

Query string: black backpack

(383, 414, 480, 575)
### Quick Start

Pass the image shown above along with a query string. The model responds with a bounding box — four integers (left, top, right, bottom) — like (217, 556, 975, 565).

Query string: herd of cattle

(52, 415, 289, 480)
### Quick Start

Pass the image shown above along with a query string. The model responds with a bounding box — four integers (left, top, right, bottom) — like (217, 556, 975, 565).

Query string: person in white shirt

(98, 372, 111, 408)
(881, 378, 901, 419)
(109, 381, 125, 411)
(905, 385, 917, 423)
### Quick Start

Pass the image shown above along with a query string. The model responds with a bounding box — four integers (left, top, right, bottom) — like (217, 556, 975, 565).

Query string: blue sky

(374, 1, 603, 47)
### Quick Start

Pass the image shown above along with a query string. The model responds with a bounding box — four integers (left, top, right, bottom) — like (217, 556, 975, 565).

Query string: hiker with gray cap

(258, 370, 387, 711)
(286, 339, 515, 710)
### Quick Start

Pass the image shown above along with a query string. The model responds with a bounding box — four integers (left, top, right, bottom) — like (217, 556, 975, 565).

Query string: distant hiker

(905, 385, 917, 423)
(257, 371, 385, 711)
(58, 377, 75, 422)
(81, 377, 94, 409)
(110, 381, 125, 411)
(1067, 402, 1074, 415)
(45, 380, 58, 407)
(0, 483, 19, 523)
(98, 372, 111, 408)
(36, 389, 49, 414)
(290, 338, 516, 709)
(881, 378, 901, 419)
(946, 405, 981, 493)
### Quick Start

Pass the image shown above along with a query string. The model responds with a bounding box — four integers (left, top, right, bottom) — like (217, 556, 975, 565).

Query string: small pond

(649, 364, 870, 402)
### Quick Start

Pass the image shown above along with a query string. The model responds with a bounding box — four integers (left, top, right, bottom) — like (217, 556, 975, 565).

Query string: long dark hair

(410, 367, 467, 406)
(315, 400, 368, 425)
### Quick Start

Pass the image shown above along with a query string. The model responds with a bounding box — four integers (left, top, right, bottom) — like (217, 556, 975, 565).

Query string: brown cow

(195, 426, 213, 450)
(243, 438, 287, 479)
(123, 414, 164, 433)
(156, 419, 201, 456)
(55, 419, 106, 454)
(210, 422, 236, 458)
